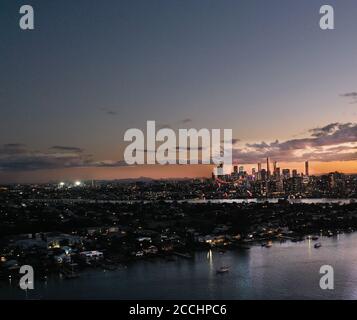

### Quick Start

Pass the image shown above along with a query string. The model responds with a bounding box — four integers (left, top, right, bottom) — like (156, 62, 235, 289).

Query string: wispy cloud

(180, 118, 192, 124)
(340, 92, 357, 104)
(50, 146, 83, 153)
(0, 144, 127, 171)
(99, 107, 118, 115)
(235, 122, 357, 163)
(0, 144, 27, 155)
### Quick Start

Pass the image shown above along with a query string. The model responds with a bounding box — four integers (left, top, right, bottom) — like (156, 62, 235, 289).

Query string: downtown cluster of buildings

(229, 158, 310, 181)
(213, 159, 355, 198)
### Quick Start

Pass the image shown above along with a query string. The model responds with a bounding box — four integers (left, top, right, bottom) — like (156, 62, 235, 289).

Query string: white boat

(216, 266, 230, 274)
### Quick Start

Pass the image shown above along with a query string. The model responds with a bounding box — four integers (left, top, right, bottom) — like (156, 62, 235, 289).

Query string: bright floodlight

(59, 182, 65, 186)
(74, 181, 81, 186)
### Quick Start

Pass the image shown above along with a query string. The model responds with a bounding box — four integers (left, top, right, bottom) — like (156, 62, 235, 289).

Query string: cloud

(0, 153, 91, 171)
(158, 118, 193, 129)
(50, 146, 83, 153)
(340, 92, 357, 98)
(100, 107, 118, 115)
(340, 92, 357, 104)
(235, 122, 357, 163)
(309, 123, 340, 137)
(0, 144, 27, 155)
(90, 160, 129, 167)
(0, 144, 128, 172)
(3, 143, 26, 148)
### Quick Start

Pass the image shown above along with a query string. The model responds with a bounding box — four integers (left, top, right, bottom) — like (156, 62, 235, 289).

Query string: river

(2, 233, 357, 300)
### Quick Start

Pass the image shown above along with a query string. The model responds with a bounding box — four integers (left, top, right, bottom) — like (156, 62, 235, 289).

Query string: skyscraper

(276, 167, 281, 178)
(266, 157, 270, 178)
(273, 161, 277, 177)
(282, 169, 290, 179)
(305, 161, 309, 176)
(258, 163, 262, 172)
(257, 162, 262, 180)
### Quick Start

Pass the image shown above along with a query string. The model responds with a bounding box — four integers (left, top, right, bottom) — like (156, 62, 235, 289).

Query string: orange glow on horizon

(0, 160, 356, 184)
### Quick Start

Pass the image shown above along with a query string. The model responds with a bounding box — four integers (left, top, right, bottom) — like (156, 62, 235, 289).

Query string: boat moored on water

(314, 243, 322, 249)
(216, 266, 230, 274)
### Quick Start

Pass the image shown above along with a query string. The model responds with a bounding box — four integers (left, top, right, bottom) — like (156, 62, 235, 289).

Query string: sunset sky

(1, 0, 357, 183)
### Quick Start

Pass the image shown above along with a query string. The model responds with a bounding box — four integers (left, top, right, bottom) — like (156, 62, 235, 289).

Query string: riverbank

(1, 233, 357, 300)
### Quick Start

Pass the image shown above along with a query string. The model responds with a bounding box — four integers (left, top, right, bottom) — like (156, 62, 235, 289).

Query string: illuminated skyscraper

(305, 161, 309, 176)
(276, 167, 281, 178)
(257, 163, 262, 180)
(273, 161, 277, 178)
(282, 169, 290, 179)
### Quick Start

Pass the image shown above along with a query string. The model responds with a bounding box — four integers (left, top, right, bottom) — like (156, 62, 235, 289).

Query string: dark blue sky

(1, 0, 357, 182)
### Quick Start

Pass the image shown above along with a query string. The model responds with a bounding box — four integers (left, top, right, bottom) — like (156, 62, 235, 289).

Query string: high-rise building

(282, 169, 290, 179)
(239, 166, 244, 174)
(292, 169, 298, 177)
(276, 167, 281, 178)
(266, 158, 270, 178)
(305, 161, 309, 176)
(261, 169, 267, 181)
(233, 165, 238, 174)
(257, 162, 262, 180)
(273, 161, 279, 178)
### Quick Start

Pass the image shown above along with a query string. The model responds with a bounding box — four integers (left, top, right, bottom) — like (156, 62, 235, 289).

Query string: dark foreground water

(2, 233, 357, 300)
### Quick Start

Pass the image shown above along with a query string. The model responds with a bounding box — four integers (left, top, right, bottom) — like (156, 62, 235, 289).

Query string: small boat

(314, 243, 322, 249)
(311, 236, 319, 241)
(216, 266, 230, 274)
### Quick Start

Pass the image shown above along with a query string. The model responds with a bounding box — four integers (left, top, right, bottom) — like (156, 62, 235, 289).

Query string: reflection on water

(184, 198, 356, 205)
(2, 233, 357, 300)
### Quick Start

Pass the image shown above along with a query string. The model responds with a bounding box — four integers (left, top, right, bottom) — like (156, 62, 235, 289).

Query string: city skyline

(0, 159, 356, 184)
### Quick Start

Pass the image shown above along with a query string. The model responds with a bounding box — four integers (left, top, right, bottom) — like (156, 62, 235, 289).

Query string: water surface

(2, 233, 357, 300)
